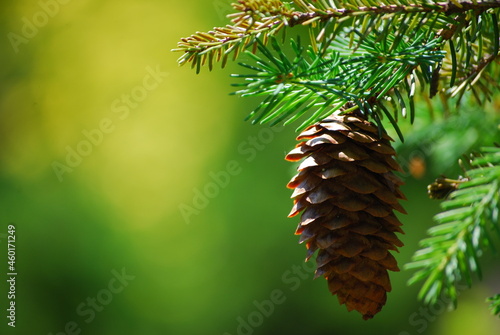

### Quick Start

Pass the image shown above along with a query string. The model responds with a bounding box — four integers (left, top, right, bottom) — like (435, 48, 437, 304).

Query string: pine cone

(427, 176, 467, 199)
(285, 112, 406, 320)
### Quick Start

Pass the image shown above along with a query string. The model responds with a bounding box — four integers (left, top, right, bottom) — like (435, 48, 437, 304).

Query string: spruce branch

(291, 0, 500, 24)
(230, 32, 445, 134)
(172, 0, 293, 73)
(488, 294, 500, 317)
(405, 145, 500, 308)
(434, 10, 500, 102)
(173, 0, 500, 72)
(173, 0, 500, 135)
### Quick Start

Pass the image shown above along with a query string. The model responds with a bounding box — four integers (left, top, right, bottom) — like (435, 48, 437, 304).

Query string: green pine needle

(174, 1, 500, 133)
(405, 146, 500, 309)
(487, 294, 500, 317)
(230, 32, 444, 134)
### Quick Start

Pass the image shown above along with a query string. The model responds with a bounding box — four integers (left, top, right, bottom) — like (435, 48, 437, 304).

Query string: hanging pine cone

(285, 111, 406, 320)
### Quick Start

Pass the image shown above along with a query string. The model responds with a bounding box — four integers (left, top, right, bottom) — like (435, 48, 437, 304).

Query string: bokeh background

(0, 1, 499, 334)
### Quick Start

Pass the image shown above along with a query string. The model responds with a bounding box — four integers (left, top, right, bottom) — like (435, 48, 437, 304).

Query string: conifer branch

(172, 1, 293, 73)
(173, 1, 500, 72)
(488, 294, 500, 317)
(173, 0, 500, 133)
(290, 0, 500, 24)
(406, 146, 500, 308)
(230, 33, 445, 133)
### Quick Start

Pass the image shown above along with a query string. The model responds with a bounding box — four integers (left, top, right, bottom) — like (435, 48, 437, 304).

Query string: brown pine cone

(285, 112, 406, 320)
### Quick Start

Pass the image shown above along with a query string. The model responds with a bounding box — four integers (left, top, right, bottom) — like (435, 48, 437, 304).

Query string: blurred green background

(0, 1, 499, 334)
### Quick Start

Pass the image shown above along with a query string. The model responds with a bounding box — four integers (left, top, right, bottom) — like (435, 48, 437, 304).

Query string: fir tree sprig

(434, 9, 500, 104)
(173, 0, 500, 136)
(172, 1, 294, 72)
(173, 0, 500, 73)
(405, 145, 500, 308)
(230, 33, 445, 134)
(487, 294, 500, 317)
